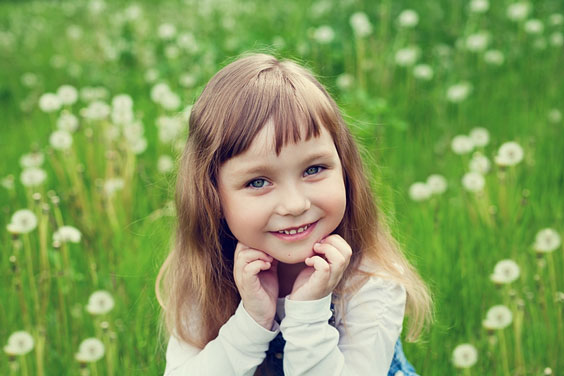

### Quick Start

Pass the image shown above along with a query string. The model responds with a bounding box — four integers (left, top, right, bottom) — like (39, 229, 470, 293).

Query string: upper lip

(272, 221, 316, 232)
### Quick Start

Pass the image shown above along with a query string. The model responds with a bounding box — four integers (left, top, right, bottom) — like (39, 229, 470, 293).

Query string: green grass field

(1, 0, 563, 374)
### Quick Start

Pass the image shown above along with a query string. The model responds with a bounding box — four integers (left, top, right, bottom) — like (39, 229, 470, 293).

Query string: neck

(277, 261, 306, 298)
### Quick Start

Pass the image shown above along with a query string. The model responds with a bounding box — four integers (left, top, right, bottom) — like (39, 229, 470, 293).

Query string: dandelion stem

(498, 329, 511, 376)
(23, 234, 40, 319)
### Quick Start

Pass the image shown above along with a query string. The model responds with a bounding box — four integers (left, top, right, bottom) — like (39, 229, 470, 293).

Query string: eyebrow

(238, 151, 335, 176)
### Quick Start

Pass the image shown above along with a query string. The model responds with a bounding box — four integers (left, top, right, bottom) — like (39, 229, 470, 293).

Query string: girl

(156, 53, 432, 375)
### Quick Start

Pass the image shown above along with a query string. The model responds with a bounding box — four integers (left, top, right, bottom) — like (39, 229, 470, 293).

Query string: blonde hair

(156, 53, 433, 349)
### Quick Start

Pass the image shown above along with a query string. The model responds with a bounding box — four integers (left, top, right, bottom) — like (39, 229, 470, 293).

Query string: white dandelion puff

(158, 23, 176, 40)
(8, 209, 38, 234)
(57, 112, 79, 132)
(549, 13, 564, 26)
(20, 152, 45, 168)
(507, 2, 531, 22)
(485, 305, 513, 329)
(451, 135, 474, 155)
(426, 174, 448, 195)
(466, 31, 490, 52)
(397, 9, 419, 28)
(394, 46, 420, 67)
(484, 50, 505, 65)
(408, 182, 432, 201)
(80, 100, 110, 121)
(75, 338, 105, 363)
(469, 127, 490, 147)
(112, 94, 133, 110)
(462, 172, 485, 192)
(313, 25, 335, 44)
(452, 343, 478, 368)
(4, 331, 34, 356)
(533, 228, 561, 253)
(20, 167, 47, 187)
(413, 64, 434, 80)
(104, 178, 124, 197)
(469, 0, 489, 13)
(53, 226, 82, 244)
(86, 290, 115, 315)
(57, 85, 78, 106)
(336, 73, 354, 90)
(158, 155, 174, 174)
(547, 109, 562, 123)
(494, 142, 524, 167)
(39, 93, 62, 113)
(447, 82, 472, 103)
(1, 175, 15, 190)
(179, 73, 197, 88)
(350, 12, 373, 37)
(524, 19, 544, 35)
(490, 259, 520, 284)
(469, 153, 491, 174)
(550, 32, 564, 47)
(49, 130, 73, 151)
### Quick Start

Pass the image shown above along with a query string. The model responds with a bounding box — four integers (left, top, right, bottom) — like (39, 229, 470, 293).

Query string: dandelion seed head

(8, 209, 38, 234)
(491, 259, 520, 284)
(39, 93, 62, 113)
(466, 32, 490, 52)
(524, 19, 544, 34)
(49, 130, 73, 151)
(80, 100, 110, 121)
(394, 46, 420, 67)
(550, 32, 564, 47)
(447, 82, 472, 103)
(57, 85, 78, 106)
(426, 174, 448, 195)
(53, 226, 82, 244)
(86, 290, 115, 315)
(158, 155, 174, 174)
(469, 0, 489, 13)
(20, 167, 47, 187)
(397, 10, 419, 28)
(452, 343, 478, 368)
(313, 25, 335, 44)
(57, 111, 79, 132)
(76, 338, 105, 362)
(1, 175, 15, 190)
(21, 72, 39, 88)
(451, 135, 474, 155)
(80, 86, 109, 103)
(158, 23, 176, 40)
(350, 12, 373, 37)
(20, 152, 45, 168)
(549, 13, 564, 26)
(469, 127, 489, 147)
(495, 142, 524, 166)
(533, 228, 561, 253)
(180, 73, 197, 88)
(104, 178, 124, 197)
(4, 331, 34, 356)
(484, 49, 505, 65)
(506, 2, 531, 21)
(408, 182, 432, 201)
(469, 153, 491, 174)
(547, 109, 562, 123)
(485, 305, 513, 329)
(413, 64, 434, 80)
(462, 172, 485, 192)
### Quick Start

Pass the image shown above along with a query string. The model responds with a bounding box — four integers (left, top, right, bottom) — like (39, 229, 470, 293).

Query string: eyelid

(246, 177, 271, 189)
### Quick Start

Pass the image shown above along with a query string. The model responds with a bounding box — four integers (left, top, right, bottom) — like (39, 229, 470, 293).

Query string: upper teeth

(279, 224, 309, 235)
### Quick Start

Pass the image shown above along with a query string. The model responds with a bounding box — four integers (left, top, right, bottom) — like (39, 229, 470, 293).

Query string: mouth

(270, 221, 318, 241)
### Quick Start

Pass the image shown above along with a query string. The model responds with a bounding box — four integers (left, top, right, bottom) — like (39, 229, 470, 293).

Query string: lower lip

(270, 221, 318, 242)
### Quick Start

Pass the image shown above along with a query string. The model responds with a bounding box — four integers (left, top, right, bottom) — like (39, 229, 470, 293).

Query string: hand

(233, 242, 279, 330)
(289, 234, 352, 301)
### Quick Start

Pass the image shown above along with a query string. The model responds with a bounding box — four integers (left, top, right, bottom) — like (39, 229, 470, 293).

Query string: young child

(156, 53, 432, 375)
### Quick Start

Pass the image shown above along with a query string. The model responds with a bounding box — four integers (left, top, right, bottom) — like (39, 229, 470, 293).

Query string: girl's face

(218, 120, 347, 264)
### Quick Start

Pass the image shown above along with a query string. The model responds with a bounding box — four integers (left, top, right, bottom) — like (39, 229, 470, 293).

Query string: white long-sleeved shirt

(164, 275, 406, 376)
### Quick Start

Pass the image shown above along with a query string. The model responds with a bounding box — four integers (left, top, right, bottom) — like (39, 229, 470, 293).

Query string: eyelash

(246, 165, 326, 189)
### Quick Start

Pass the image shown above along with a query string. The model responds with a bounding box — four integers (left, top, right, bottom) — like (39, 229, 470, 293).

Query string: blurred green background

(1, 0, 563, 375)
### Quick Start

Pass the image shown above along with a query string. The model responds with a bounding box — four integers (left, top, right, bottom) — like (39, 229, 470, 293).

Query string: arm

(280, 277, 407, 376)
(164, 301, 280, 376)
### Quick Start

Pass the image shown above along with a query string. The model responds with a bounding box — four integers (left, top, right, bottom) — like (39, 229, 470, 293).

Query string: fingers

(244, 259, 272, 276)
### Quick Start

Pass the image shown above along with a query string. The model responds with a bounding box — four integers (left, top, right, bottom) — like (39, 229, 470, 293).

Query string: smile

(271, 221, 318, 241)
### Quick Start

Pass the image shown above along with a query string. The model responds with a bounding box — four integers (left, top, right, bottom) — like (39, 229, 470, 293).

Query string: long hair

(156, 53, 432, 350)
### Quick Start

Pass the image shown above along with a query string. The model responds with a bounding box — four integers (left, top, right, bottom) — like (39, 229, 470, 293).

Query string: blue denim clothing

(259, 303, 418, 375)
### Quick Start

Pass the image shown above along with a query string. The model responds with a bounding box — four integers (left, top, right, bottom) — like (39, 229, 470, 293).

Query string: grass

(1, 0, 563, 374)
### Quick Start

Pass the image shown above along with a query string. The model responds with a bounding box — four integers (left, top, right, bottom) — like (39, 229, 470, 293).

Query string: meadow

(1, 0, 563, 374)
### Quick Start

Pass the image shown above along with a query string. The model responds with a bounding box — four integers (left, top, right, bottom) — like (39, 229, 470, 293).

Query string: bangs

(216, 62, 340, 161)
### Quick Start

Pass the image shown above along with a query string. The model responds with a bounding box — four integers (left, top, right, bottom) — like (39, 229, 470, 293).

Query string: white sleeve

(279, 276, 406, 376)
(164, 301, 280, 376)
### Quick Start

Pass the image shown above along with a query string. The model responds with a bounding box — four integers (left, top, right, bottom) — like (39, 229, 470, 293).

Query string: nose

(275, 183, 311, 216)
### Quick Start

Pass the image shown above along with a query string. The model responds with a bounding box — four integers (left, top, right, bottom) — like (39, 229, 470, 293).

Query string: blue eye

(248, 179, 268, 188)
(305, 166, 323, 176)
